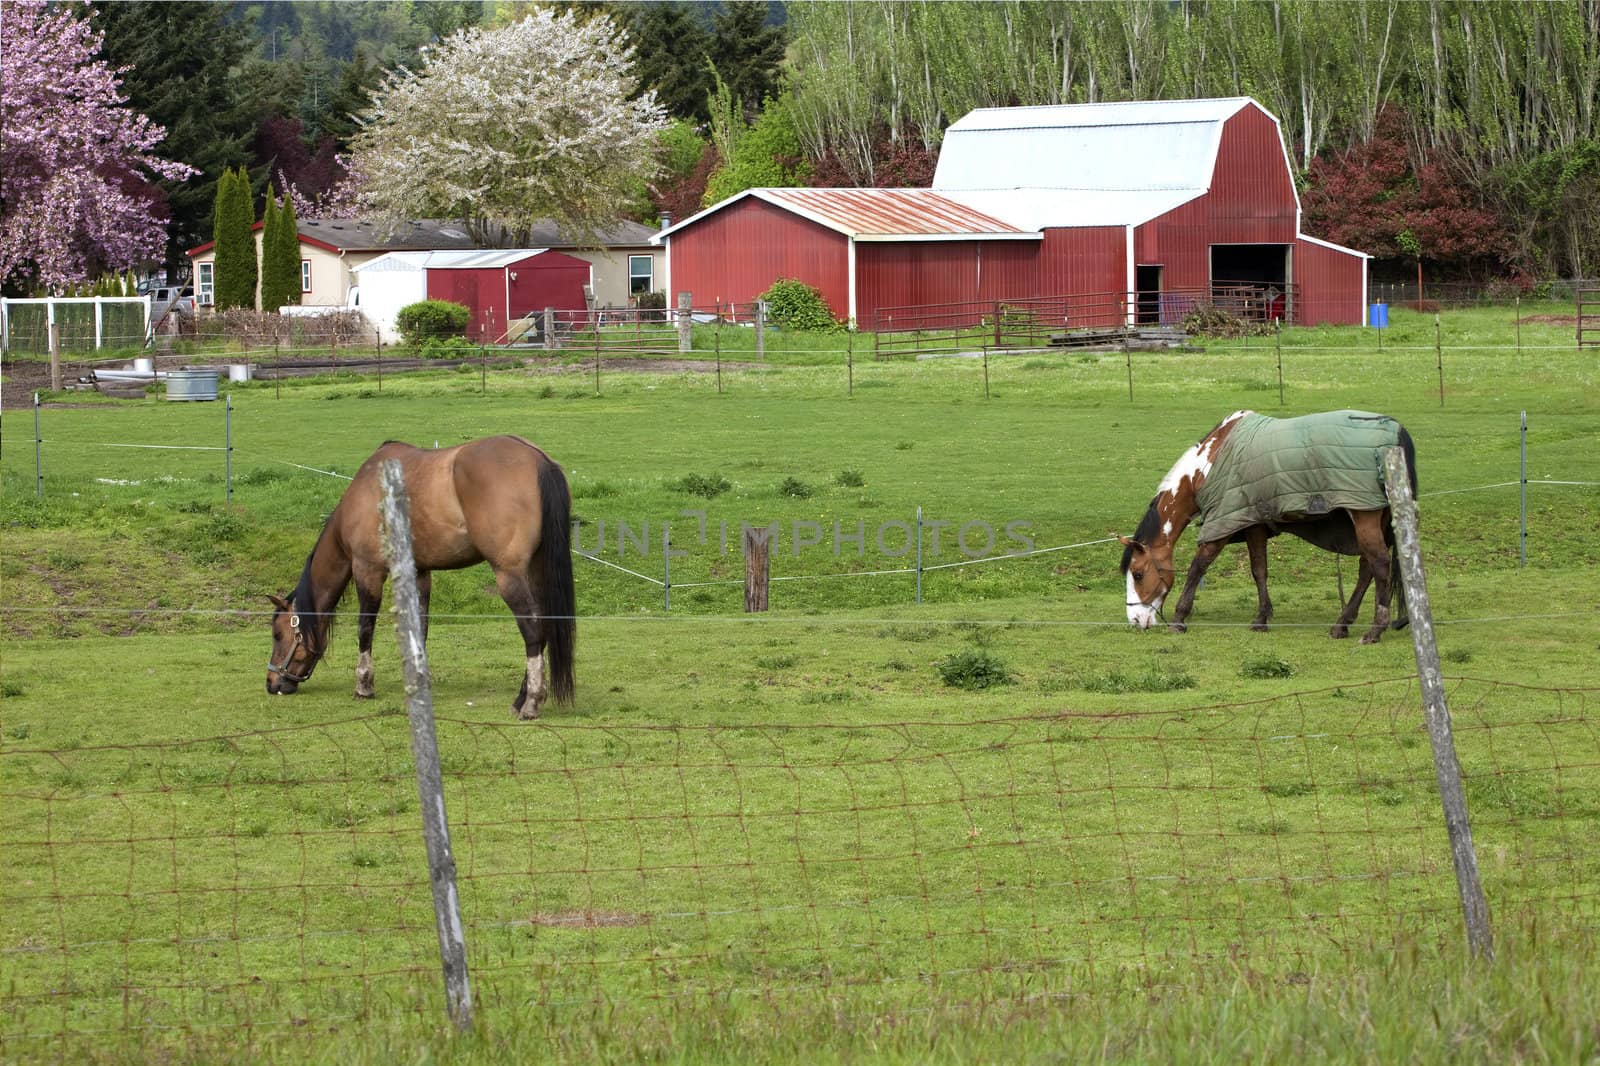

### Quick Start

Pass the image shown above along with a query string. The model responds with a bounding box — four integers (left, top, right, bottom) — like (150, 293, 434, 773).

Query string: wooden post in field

(377, 460, 475, 1029)
(677, 292, 692, 354)
(543, 307, 556, 352)
(1381, 446, 1494, 961)
(1435, 314, 1445, 406)
(49, 322, 61, 391)
(755, 300, 767, 361)
(1275, 317, 1284, 405)
(743, 525, 770, 612)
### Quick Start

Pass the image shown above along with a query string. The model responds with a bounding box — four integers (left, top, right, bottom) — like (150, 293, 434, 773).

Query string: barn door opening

(1135, 265, 1163, 325)
(1211, 244, 1291, 322)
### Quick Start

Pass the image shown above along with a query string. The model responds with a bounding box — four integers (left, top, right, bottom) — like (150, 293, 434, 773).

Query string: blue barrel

(1369, 303, 1389, 329)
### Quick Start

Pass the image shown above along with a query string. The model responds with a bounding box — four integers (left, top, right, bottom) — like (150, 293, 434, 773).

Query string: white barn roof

(934, 97, 1256, 192)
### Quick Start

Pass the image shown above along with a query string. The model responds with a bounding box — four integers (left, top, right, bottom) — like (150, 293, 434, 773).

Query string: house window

(300, 261, 312, 293)
(628, 255, 653, 296)
(195, 262, 214, 305)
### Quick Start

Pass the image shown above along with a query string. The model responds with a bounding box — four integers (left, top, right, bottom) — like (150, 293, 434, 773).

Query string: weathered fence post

(755, 300, 767, 361)
(677, 292, 692, 354)
(49, 323, 62, 392)
(377, 460, 475, 1029)
(1515, 295, 1521, 357)
(1381, 446, 1494, 961)
(743, 525, 770, 612)
(543, 307, 556, 352)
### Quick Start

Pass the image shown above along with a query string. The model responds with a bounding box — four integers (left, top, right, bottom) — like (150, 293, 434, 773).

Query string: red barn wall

(426, 270, 499, 341)
(1294, 239, 1367, 325)
(668, 198, 849, 313)
(856, 240, 1039, 326)
(508, 251, 590, 319)
(1137, 106, 1300, 292)
(1038, 227, 1127, 326)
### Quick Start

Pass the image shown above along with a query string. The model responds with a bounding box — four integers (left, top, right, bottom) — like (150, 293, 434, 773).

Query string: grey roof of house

(297, 217, 660, 252)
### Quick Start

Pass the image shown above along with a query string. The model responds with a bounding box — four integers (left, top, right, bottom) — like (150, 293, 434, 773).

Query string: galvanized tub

(165, 368, 219, 402)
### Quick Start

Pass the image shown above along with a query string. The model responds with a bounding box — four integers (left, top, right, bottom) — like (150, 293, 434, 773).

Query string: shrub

(636, 290, 667, 323)
(759, 278, 842, 333)
(396, 300, 471, 346)
(1239, 656, 1295, 679)
(936, 649, 1015, 691)
(778, 476, 813, 498)
(673, 472, 731, 498)
(420, 334, 476, 359)
(835, 469, 865, 487)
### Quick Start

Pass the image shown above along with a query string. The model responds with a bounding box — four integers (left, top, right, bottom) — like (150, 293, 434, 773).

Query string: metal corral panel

(1038, 228, 1128, 326)
(1294, 236, 1368, 326)
(856, 240, 1041, 322)
(668, 197, 849, 314)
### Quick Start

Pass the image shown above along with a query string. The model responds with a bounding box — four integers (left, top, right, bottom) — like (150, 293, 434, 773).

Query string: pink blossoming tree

(0, 0, 195, 294)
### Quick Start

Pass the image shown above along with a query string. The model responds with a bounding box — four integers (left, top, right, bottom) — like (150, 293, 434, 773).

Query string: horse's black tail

(538, 457, 577, 704)
(1390, 426, 1418, 629)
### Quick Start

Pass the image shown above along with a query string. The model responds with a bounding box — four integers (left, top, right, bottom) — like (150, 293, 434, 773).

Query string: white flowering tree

(350, 9, 668, 246)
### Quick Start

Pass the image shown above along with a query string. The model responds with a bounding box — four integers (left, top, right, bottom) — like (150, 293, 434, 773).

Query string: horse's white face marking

(1126, 570, 1165, 629)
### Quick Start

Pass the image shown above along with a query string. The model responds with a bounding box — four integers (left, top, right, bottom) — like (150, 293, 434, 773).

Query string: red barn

(658, 98, 1369, 327)
(424, 249, 593, 341)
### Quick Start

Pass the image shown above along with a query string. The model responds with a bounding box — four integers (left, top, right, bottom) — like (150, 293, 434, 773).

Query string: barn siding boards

(1294, 236, 1369, 326)
(1038, 228, 1128, 327)
(857, 240, 1040, 323)
(668, 198, 850, 314)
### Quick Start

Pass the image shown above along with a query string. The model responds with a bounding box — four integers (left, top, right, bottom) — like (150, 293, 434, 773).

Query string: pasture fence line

(3, 673, 1596, 1056)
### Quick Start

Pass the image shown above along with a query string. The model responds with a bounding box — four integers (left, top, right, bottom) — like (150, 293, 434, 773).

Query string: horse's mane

(1120, 497, 1163, 574)
(287, 516, 348, 641)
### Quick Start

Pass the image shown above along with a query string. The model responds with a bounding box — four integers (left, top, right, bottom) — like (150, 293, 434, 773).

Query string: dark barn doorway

(1135, 264, 1163, 324)
(1211, 244, 1290, 322)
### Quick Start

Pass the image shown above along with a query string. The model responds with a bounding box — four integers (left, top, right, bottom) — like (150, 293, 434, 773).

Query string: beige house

(187, 218, 665, 312)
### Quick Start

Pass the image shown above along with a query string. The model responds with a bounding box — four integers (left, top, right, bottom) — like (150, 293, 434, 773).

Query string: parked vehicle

(147, 285, 195, 320)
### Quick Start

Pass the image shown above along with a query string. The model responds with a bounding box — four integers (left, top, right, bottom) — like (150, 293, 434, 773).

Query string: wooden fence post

(743, 525, 770, 612)
(677, 292, 692, 354)
(1381, 446, 1494, 961)
(543, 307, 556, 352)
(755, 300, 767, 361)
(378, 460, 475, 1029)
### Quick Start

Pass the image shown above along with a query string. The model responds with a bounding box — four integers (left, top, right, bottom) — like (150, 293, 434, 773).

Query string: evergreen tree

(624, 2, 714, 121)
(277, 194, 302, 307)
(710, 1, 785, 121)
(258, 194, 286, 311)
(90, 2, 257, 280)
(212, 168, 258, 311)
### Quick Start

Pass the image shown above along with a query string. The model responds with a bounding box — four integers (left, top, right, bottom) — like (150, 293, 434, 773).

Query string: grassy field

(2, 304, 1598, 1063)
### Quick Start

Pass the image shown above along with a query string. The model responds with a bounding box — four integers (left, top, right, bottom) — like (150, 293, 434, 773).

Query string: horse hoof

(354, 687, 374, 700)
(512, 701, 540, 721)
(1329, 625, 1349, 639)
(1359, 631, 1383, 645)
(1168, 622, 1188, 634)
(1250, 622, 1269, 632)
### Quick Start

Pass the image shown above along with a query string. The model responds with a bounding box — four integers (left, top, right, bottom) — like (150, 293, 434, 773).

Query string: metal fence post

(1275, 317, 1283, 406)
(1519, 411, 1528, 567)
(1381, 446, 1494, 961)
(1435, 314, 1445, 406)
(33, 392, 42, 497)
(225, 393, 233, 503)
(377, 460, 475, 1029)
(915, 506, 924, 604)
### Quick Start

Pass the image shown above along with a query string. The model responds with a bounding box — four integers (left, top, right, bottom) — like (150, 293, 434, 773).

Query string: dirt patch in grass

(1515, 314, 1579, 326)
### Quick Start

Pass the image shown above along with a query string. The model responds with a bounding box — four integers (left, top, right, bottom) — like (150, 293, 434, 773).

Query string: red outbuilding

(423, 249, 593, 341)
(657, 98, 1370, 327)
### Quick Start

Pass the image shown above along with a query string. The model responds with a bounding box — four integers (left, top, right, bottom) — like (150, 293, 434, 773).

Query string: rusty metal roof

(658, 187, 1038, 243)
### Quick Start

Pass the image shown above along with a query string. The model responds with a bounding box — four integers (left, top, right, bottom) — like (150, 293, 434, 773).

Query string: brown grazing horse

(266, 435, 575, 717)
(1120, 409, 1415, 644)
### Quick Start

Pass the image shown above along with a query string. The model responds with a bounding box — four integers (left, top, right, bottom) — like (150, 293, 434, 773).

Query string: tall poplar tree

(212, 168, 257, 311)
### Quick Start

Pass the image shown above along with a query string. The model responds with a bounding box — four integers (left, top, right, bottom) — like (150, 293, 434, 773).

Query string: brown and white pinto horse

(1119, 410, 1415, 644)
(266, 435, 576, 718)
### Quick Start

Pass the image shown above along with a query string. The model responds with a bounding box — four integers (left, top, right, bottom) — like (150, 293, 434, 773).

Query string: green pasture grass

(2, 309, 1598, 1062)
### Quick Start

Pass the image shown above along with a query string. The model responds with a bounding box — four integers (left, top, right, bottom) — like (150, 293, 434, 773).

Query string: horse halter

(1125, 561, 1177, 619)
(268, 610, 322, 683)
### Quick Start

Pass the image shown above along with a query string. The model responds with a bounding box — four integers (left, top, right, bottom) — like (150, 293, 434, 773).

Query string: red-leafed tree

(808, 125, 939, 189)
(1304, 106, 1511, 276)
(0, 0, 194, 294)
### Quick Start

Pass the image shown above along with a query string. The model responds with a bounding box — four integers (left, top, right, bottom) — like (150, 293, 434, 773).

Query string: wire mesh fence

(3, 673, 1595, 1058)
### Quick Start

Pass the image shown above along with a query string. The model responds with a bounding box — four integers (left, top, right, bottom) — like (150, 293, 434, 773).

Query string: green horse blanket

(1193, 410, 1401, 544)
